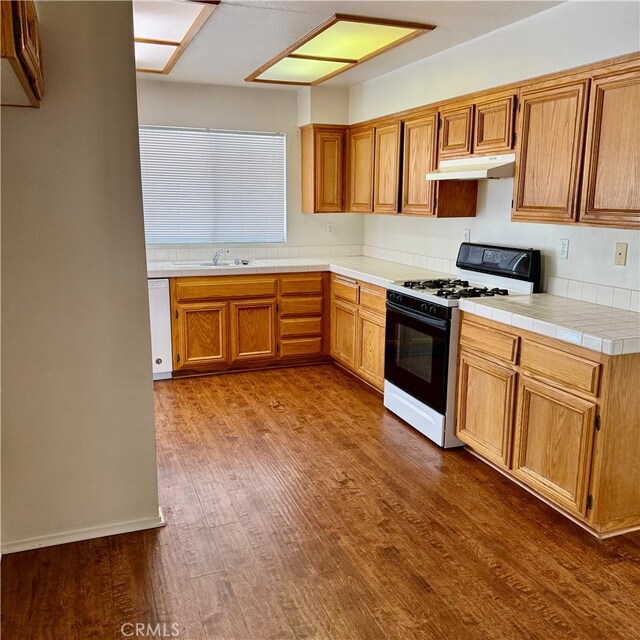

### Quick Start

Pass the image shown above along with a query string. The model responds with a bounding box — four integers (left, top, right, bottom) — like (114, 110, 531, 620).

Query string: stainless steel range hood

(426, 153, 515, 181)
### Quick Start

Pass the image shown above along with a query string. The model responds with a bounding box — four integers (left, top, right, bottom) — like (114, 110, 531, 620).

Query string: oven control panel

(387, 291, 451, 320)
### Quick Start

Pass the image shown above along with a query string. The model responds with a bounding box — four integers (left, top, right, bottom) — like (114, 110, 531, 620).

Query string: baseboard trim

(1, 507, 166, 555)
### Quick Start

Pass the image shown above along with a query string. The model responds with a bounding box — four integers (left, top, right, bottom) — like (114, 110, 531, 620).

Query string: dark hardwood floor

(2, 364, 640, 639)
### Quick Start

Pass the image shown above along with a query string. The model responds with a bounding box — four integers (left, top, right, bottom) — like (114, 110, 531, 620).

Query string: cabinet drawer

(359, 284, 386, 314)
(174, 277, 277, 302)
(280, 296, 323, 317)
(280, 274, 324, 296)
(280, 317, 322, 338)
(333, 277, 359, 304)
(460, 319, 519, 364)
(280, 337, 323, 358)
(520, 340, 601, 396)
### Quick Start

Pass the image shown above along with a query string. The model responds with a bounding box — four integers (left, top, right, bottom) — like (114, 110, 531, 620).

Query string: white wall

(137, 80, 363, 261)
(350, 1, 640, 297)
(1, 0, 161, 552)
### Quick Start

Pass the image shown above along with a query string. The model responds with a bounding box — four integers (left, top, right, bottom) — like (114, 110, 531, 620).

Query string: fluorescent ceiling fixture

(133, 0, 218, 74)
(246, 14, 435, 86)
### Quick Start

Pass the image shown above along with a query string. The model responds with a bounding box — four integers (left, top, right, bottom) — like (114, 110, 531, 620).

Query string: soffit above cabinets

(133, 0, 219, 74)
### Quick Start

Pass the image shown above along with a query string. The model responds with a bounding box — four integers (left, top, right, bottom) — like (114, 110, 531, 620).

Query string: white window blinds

(139, 126, 286, 244)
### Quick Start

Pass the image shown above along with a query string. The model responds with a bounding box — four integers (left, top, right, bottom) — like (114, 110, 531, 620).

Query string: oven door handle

(386, 301, 449, 330)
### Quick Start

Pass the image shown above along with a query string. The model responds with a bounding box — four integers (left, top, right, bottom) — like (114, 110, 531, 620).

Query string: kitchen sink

(170, 260, 251, 267)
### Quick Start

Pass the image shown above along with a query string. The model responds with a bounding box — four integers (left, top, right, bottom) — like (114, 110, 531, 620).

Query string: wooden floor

(2, 364, 640, 639)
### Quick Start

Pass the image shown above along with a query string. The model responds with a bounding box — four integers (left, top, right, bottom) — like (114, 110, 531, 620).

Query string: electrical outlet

(463, 229, 471, 243)
(326, 223, 335, 237)
(559, 238, 570, 260)
(615, 242, 628, 266)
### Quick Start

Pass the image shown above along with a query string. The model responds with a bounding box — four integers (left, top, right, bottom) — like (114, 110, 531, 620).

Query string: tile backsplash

(146, 244, 363, 263)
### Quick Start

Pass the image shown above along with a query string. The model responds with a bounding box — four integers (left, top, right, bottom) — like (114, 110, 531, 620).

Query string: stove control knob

(428, 304, 439, 315)
(420, 303, 430, 313)
(389, 292, 402, 304)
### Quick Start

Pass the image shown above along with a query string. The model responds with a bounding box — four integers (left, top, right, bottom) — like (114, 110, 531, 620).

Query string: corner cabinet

(170, 274, 329, 374)
(456, 313, 640, 538)
(301, 125, 346, 213)
(1, 0, 44, 107)
(579, 68, 640, 228)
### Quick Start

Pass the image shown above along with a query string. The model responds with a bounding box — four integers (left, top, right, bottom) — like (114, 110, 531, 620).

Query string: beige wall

(350, 1, 640, 296)
(1, 1, 160, 551)
(137, 79, 364, 258)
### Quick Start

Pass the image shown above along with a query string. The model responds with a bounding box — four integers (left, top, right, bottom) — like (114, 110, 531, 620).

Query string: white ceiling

(140, 0, 563, 89)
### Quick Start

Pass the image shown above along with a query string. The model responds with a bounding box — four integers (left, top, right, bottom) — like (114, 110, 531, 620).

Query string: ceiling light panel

(247, 14, 435, 86)
(133, 0, 218, 74)
(293, 21, 419, 61)
(133, 1, 204, 43)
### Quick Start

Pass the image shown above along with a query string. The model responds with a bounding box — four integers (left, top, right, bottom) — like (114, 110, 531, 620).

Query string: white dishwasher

(148, 279, 172, 380)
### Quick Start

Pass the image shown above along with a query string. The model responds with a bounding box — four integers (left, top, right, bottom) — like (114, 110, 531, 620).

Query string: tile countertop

(460, 294, 640, 356)
(147, 255, 453, 289)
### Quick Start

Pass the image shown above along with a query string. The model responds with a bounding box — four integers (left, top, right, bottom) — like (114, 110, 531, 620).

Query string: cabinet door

(314, 128, 345, 213)
(401, 113, 438, 215)
(474, 94, 516, 154)
(15, 0, 44, 99)
(512, 376, 597, 517)
(229, 299, 277, 362)
(580, 69, 640, 229)
(347, 128, 374, 212)
(356, 309, 386, 390)
(373, 122, 402, 213)
(331, 300, 358, 370)
(513, 81, 589, 223)
(439, 104, 474, 158)
(456, 351, 517, 469)
(174, 302, 228, 370)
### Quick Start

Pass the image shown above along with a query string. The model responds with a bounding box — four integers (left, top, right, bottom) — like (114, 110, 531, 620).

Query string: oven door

(384, 301, 451, 414)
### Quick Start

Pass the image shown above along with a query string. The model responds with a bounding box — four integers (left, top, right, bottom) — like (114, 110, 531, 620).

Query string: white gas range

(383, 243, 541, 448)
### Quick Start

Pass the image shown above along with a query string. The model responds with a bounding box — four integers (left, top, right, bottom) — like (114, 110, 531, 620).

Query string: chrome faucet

(212, 249, 229, 265)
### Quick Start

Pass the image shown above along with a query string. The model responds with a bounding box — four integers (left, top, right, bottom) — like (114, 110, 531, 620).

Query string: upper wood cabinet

(373, 122, 402, 213)
(402, 112, 477, 218)
(474, 93, 517, 154)
(347, 127, 375, 213)
(1, 0, 44, 107)
(439, 104, 474, 158)
(301, 125, 346, 213)
(579, 68, 640, 229)
(512, 80, 589, 224)
(402, 113, 438, 215)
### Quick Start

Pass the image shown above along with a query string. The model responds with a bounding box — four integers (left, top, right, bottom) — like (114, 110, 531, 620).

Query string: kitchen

(1, 1, 639, 638)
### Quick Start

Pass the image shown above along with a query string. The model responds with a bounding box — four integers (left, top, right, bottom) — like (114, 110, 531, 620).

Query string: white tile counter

(460, 294, 640, 356)
(147, 255, 453, 289)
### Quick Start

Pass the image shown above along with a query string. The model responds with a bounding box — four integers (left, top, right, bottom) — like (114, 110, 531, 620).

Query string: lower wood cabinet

(173, 302, 228, 370)
(456, 350, 516, 469)
(170, 273, 328, 374)
(330, 275, 386, 391)
(512, 376, 597, 517)
(456, 313, 640, 538)
(229, 299, 276, 362)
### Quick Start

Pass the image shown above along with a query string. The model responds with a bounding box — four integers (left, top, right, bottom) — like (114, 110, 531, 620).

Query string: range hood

(426, 153, 515, 181)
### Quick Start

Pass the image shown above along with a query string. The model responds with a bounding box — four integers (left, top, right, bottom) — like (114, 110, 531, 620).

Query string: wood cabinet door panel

(331, 300, 357, 370)
(513, 81, 589, 223)
(474, 94, 516, 154)
(401, 113, 438, 215)
(15, 0, 44, 99)
(580, 69, 640, 228)
(356, 309, 385, 390)
(175, 302, 228, 370)
(440, 105, 474, 158)
(230, 299, 276, 362)
(456, 351, 516, 469)
(315, 129, 345, 212)
(373, 122, 402, 213)
(513, 376, 596, 516)
(348, 128, 374, 212)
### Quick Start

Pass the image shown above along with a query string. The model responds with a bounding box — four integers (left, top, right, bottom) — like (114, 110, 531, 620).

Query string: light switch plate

(615, 242, 628, 266)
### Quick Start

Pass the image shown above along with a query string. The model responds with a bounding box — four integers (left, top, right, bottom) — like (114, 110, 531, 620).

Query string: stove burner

(399, 280, 510, 300)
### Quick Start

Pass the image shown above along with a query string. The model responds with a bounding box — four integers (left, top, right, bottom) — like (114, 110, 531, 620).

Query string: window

(139, 126, 286, 244)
